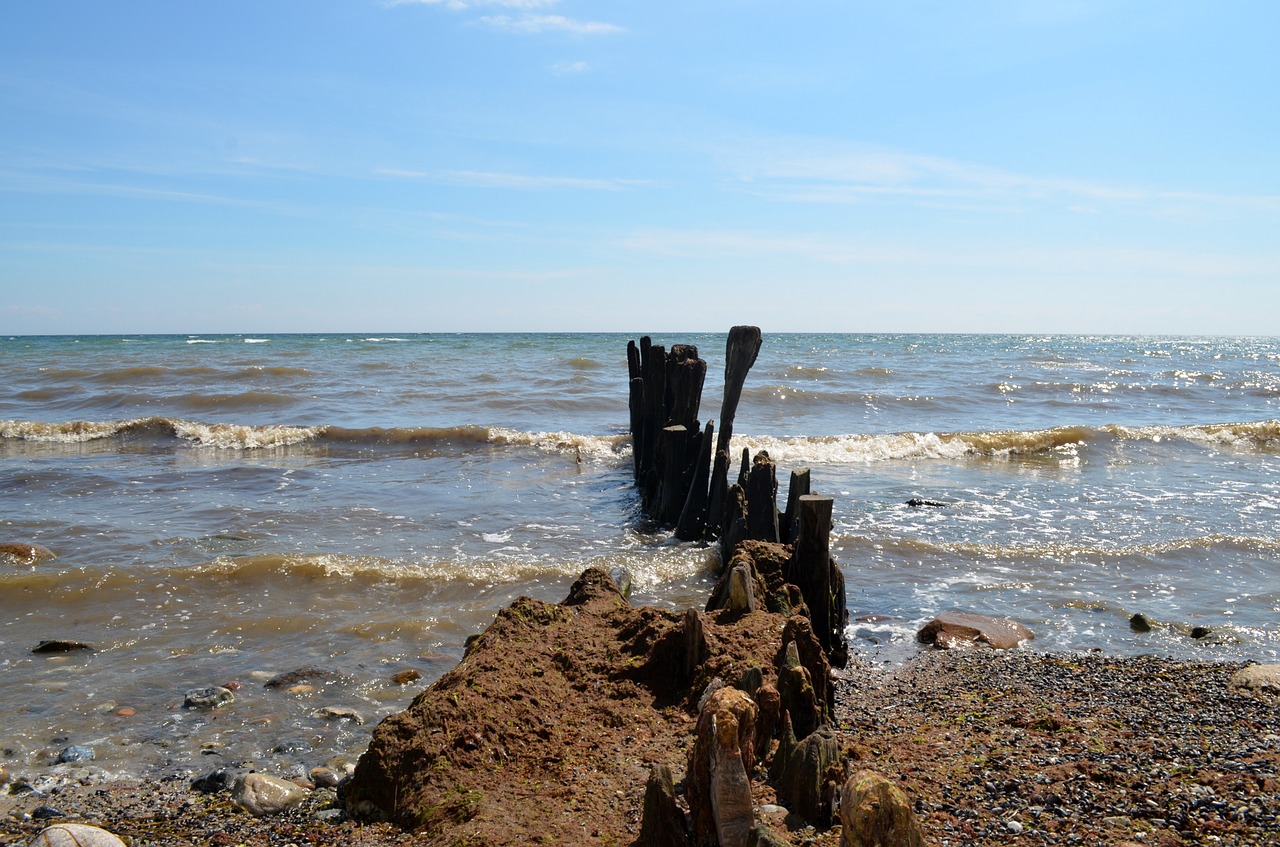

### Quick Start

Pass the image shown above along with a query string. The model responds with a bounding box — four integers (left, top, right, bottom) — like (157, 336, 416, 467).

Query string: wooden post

(789, 495, 844, 664)
(705, 326, 762, 540)
(780, 468, 811, 544)
(657, 424, 692, 525)
(675, 420, 715, 541)
(744, 452, 779, 543)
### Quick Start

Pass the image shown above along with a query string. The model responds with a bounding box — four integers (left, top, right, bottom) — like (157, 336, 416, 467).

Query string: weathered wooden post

(780, 468, 811, 544)
(675, 420, 715, 541)
(705, 326, 762, 540)
(744, 452, 780, 544)
(788, 495, 848, 667)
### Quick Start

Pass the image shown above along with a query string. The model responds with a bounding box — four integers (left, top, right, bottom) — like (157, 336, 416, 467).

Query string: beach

(1, 648, 1277, 845)
(2, 332, 1279, 843)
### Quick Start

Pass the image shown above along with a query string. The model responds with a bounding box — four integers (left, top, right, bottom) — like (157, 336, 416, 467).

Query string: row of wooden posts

(627, 326, 847, 666)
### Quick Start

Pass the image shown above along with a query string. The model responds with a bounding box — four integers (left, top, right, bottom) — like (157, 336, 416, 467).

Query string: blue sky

(2, 1, 1278, 334)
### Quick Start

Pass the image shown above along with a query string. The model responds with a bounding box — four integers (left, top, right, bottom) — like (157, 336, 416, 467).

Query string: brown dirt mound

(341, 566, 800, 845)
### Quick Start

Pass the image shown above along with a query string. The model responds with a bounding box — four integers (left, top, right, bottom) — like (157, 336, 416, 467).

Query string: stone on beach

(31, 640, 95, 654)
(916, 610, 1034, 649)
(55, 745, 94, 764)
(28, 824, 126, 847)
(230, 772, 309, 816)
(183, 686, 235, 709)
(191, 767, 239, 793)
(1229, 663, 1280, 699)
(1, 542, 56, 564)
(313, 705, 365, 724)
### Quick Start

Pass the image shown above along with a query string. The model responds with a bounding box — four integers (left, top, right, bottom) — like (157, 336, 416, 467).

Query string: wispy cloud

(617, 227, 1280, 278)
(386, 0, 559, 8)
(386, 0, 623, 35)
(726, 142, 1280, 220)
(479, 14, 623, 34)
(551, 60, 591, 75)
(376, 167, 644, 191)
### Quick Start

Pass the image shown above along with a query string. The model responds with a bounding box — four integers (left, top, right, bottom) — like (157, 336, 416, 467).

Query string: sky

(1, 1, 1278, 335)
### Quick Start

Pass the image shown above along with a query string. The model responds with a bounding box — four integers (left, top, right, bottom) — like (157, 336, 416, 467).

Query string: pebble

(56, 746, 94, 764)
(391, 669, 422, 686)
(309, 767, 344, 789)
(230, 772, 309, 816)
(273, 739, 314, 755)
(191, 768, 239, 794)
(183, 686, 235, 709)
(32, 806, 65, 820)
(313, 706, 364, 724)
(28, 823, 127, 847)
(1005, 820, 1024, 833)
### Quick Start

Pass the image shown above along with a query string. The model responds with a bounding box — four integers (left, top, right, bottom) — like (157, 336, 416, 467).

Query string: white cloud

(552, 60, 591, 75)
(726, 142, 1280, 219)
(479, 14, 623, 34)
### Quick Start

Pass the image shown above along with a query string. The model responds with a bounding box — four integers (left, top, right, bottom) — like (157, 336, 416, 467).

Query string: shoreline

(3, 647, 1276, 846)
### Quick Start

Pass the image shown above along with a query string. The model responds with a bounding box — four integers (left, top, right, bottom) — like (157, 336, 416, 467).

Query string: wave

(836, 532, 1280, 561)
(5, 416, 1277, 462)
(0, 416, 631, 458)
(731, 419, 1280, 465)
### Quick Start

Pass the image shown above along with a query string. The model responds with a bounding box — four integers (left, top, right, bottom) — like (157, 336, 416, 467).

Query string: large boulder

(917, 611, 1033, 649)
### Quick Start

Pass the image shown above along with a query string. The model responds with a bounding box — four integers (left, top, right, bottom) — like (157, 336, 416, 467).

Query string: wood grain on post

(705, 326, 762, 539)
(791, 495, 835, 657)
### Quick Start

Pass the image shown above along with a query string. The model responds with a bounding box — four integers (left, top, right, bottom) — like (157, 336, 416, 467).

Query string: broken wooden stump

(787, 495, 849, 668)
(839, 771, 925, 847)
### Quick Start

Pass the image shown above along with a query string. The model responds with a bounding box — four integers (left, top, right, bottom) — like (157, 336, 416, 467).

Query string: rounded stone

(28, 823, 127, 847)
(183, 686, 235, 709)
(231, 772, 309, 816)
(56, 745, 94, 764)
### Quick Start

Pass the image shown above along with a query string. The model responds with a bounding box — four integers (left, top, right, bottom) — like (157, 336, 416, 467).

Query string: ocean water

(1, 332, 1278, 780)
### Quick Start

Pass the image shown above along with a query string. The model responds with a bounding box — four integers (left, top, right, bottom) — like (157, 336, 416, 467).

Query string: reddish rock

(917, 611, 1033, 649)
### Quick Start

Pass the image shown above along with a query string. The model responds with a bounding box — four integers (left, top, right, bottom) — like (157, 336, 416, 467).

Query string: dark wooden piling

(788, 495, 848, 667)
(675, 420, 715, 541)
(626, 328, 848, 667)
(744, 452, 780, 544)
(629, 338, 709, 524)
(705, 326, 763, 540)
(780, 468, 811, 544)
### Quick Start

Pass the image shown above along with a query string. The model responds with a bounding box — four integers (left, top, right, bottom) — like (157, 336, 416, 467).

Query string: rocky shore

(2, 571, 1277, 845)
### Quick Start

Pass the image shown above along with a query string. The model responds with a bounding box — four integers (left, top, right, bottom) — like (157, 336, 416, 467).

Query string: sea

(2, 332, 1278, 781)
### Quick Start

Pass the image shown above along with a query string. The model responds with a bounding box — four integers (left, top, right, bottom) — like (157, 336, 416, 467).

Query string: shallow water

(1, 332, 1277, 780)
